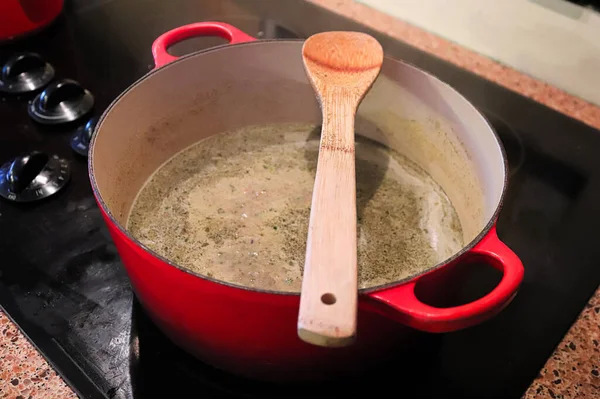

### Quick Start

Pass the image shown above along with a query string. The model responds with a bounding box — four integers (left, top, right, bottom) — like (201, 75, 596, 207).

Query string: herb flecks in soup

(127, 123, 463, 292)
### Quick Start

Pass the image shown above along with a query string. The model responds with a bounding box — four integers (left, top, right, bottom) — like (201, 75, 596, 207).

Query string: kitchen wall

(356, 0, 600, 106)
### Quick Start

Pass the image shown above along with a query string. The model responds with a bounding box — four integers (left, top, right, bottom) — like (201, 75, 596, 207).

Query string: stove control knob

(0, 52, 55, 94)
(28, 79, 94, 125)
(71, 117, 98, 156)
(0, 152, 70, 202)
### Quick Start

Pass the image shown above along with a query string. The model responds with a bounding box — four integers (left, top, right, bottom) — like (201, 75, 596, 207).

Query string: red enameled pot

(89, 22, 524, 381)
(0, 0, 64, 41)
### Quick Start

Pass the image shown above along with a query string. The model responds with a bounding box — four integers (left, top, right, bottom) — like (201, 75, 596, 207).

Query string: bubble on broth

(127, 123, 463, 292)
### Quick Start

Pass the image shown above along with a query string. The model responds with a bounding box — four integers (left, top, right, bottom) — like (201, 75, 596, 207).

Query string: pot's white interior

(90, 41, 505, 261)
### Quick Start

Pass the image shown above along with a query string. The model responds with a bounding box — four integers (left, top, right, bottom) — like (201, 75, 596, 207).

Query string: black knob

(0, 153, 71, 202)
(40, 80, 86, 109)
(0, 53, 54, 94)
(2, 53, 45, 80)
(71, 117, 98, 156)
(83, 117, 96, 143)
(6, 152, 49, 193)
(28, 79, 94, 125)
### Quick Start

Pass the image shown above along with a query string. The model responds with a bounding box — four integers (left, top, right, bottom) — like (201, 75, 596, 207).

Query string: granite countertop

(1, 1, 599, 398)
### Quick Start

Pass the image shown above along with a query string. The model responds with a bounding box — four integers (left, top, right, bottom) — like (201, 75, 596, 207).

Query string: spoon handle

(298, 90, 358, 347)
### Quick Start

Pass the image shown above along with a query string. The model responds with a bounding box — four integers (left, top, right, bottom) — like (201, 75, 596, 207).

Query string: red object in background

(0, 0, 64, 41)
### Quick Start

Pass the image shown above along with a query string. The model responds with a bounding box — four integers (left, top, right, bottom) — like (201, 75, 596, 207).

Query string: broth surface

(127, 123, 463, 291)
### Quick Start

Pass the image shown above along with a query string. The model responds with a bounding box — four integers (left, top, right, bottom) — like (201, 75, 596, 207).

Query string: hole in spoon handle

(321, 293, 336, 305)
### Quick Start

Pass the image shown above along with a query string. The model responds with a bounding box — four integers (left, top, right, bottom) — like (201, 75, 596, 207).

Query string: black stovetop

(1, 1, 599, 398)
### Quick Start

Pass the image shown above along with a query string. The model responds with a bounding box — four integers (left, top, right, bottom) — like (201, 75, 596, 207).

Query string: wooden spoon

(297, 31, 384, 347)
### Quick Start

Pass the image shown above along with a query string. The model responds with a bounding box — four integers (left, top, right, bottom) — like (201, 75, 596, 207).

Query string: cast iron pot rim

(88, 39, 509, 297)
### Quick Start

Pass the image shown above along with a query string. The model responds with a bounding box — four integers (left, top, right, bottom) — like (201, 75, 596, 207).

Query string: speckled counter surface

(1, 1, 599, 398)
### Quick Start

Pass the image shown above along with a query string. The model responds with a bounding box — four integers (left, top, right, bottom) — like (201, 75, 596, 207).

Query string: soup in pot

(127, 123, 463, 292)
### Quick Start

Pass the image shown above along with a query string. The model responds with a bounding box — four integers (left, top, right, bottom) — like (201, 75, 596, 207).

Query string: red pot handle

(152, 22, 257, 68)
(369, 226, 524, 333)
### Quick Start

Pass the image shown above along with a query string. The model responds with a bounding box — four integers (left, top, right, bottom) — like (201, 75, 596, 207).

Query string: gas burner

(0, 52, 54, 94)
(28, 79, 94, 125)
(484, 112, 525, 176)
(0, 152, 70, 202)
(71, 117, 98, 156)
